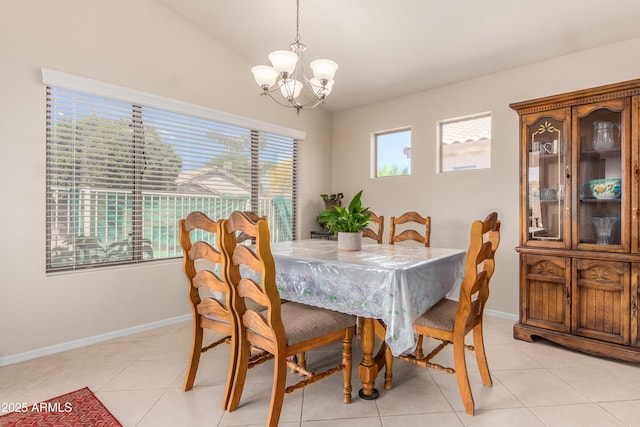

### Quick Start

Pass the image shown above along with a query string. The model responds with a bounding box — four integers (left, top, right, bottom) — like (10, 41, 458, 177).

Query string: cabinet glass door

(524, 110, 569, 247)
(575, 100, 628, 251)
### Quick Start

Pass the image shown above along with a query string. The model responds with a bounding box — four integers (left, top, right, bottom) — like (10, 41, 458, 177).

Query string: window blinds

(46, 86, 298, 272)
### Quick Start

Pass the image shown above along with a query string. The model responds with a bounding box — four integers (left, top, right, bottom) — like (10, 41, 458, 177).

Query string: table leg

(357, 317, 379, 400)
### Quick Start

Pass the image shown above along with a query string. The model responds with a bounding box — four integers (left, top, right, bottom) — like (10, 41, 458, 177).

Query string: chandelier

(251, 0, 338, 114)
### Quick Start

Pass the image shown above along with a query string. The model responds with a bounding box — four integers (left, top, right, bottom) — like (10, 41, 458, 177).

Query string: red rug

(0, 387, 122, 426)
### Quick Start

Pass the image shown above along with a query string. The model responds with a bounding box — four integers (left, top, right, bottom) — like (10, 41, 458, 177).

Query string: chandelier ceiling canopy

(251, 0, 337, 114)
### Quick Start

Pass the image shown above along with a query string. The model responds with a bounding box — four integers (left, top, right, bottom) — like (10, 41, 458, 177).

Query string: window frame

(372, 128, 412, 178)
(438, 112, 491, 173)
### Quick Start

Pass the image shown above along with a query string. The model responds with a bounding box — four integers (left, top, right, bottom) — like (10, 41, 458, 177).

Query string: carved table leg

(358, 317, 379, 400)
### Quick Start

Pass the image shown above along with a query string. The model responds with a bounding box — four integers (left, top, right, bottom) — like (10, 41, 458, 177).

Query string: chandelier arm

(295, 95, 326, 109)
(261, 88, 325, 111)
(262, 91, 298, 108)
(262, 91, 304, 114)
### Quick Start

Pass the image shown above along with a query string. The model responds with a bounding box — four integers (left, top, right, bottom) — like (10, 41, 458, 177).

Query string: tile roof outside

(442, 115, 491, 145)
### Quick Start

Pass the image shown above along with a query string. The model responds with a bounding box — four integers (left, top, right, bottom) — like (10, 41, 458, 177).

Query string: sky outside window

(376, 130, 411, 177)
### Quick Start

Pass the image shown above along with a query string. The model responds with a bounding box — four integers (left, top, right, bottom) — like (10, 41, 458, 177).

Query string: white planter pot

(337, 232, 363, 251)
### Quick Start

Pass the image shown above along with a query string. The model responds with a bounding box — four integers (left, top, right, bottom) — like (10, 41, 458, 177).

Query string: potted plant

(317, 190, 371, 250)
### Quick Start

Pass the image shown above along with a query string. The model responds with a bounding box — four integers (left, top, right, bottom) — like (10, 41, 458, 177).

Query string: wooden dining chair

(179, 211, 272, 410)
(388, 211, 431, 246)
(221, 211, 356, 427)
(179, 211, 237, 409)
(362, 211, 384, 244)
(392, 212, 500, 415)
(386, 210, 432, 358)
(236, 210, 312, 371)
(360, 210, 393, 389)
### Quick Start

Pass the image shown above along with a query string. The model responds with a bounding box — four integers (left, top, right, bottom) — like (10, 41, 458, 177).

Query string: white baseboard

(0, 314, 191, 367)
(1, 310, 517, 367)
(485, 309, 518, 321)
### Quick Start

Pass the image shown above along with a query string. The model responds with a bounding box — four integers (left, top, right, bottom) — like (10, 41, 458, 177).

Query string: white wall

(331, 37, 640, 317)
(0, 0, 332, 360)
(4, 0, 640, 362)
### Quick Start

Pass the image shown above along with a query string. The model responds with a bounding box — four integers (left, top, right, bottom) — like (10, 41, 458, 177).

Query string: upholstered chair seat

(413, 298, 458, 331)
(261, 302, 355, 346)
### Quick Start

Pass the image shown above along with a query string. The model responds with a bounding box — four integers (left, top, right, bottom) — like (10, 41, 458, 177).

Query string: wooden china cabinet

(511, 78, 640, 362)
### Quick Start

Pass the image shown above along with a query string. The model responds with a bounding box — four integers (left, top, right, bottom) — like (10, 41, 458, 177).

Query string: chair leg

(383, 343, 393, 390)
(342, 329, 354, 403)
(414, 335, 424, 360)
(453, 336, 474, 416)
(373, 319, 393, 390)
(221, 334, 238, 411)
(473, 321, 493, 387)
(227, 336, 250, 412)
(266, 354, 288, 427)
(296, 352, 307, 370)
(183, 321, 203, 391)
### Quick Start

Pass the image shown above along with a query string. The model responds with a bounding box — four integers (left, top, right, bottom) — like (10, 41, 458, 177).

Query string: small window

(374, 129, 411, 177)
(439, 113, 491, 173)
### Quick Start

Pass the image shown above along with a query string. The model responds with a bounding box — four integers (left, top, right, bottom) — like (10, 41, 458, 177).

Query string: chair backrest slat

(389, 211, 431, 246)
(238, 277, 271, 307)
(233, 245, 264, 273)
(197, 297, 234, 322)
(188, 241, 223, 264)
(241, 310, 276, 342)
(193, 269, 228, 294)
(363, 212, 384, 244)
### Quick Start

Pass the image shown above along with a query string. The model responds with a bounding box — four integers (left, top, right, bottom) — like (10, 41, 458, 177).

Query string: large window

(45, 72, 299, 272)
(439, 113, 491, 172)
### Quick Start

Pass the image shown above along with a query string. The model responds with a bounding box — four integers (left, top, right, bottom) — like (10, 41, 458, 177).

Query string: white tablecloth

(270, 240, 465, 355)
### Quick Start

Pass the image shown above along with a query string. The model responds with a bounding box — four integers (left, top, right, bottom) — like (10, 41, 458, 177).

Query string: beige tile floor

(3, 316, 640, 426)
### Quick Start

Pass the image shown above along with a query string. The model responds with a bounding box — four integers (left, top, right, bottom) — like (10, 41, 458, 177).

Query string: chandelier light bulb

(268, 50, 299, 75)
(251, 65, 279, 89)
(310, 59, 338, 82)
(280, 80, 303, 100)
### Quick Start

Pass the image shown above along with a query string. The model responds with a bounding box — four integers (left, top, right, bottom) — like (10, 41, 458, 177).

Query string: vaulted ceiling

(157, 0, 640, 112)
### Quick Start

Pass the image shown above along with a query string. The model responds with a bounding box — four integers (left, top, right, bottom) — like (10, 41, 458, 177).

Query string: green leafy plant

(317, 190, 371, 233)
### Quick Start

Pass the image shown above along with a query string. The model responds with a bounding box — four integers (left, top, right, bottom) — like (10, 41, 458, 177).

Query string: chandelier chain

(295, 0, 301, 44)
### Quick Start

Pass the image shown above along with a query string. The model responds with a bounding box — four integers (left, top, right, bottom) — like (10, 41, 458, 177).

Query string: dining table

(269, 239, 466, 399)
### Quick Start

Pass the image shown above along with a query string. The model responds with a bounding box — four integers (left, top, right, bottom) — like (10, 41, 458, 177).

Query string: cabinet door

(572, 259, 630, 345)
(521, 109, 571, 248)
(521, 254, 570, 332)
(573, 99, 630, 252)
